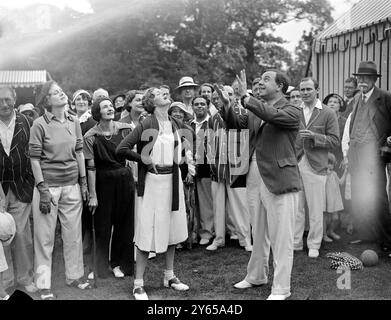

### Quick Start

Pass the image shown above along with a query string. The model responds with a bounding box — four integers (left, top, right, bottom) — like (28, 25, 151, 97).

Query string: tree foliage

(2, 0, 334, 95)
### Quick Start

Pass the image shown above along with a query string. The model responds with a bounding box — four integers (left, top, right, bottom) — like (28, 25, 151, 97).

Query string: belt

(148, 166, 173, 174)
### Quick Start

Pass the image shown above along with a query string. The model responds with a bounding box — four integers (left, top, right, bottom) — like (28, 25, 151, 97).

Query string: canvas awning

(0, 70, 51, 88)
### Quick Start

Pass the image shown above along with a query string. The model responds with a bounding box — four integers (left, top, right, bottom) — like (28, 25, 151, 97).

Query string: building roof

(317, 0, 391, 40)
(0, 70, 51, 88)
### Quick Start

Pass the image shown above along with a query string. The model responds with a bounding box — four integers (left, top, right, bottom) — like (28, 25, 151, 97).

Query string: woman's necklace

(98, 122, 114, 141)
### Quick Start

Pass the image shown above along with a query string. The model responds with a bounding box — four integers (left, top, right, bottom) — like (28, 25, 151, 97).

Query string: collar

(43, 110, 74, 124)
(191, 114, 210, 125)
(301, 99, 322, 110)
(79, 109, 91, 123)
(363, 87, 375, 101)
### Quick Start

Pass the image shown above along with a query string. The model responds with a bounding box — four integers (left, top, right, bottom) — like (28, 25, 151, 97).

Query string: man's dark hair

(345, 77, 358, 88)
(191, 95, 210, 107)
(267, 69, 290, 94)
(300, 77, 319, 90)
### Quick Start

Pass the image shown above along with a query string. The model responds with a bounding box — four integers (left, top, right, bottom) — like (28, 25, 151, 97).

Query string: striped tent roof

(316, 0, 391, 40)
(0, 70, 50, 88)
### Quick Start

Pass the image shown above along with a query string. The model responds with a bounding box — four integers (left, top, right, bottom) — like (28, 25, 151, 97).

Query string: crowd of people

(1, 60, 391, 301)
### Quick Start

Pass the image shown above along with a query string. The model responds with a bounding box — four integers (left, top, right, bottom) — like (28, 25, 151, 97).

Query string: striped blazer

(0, 112, 34, 203)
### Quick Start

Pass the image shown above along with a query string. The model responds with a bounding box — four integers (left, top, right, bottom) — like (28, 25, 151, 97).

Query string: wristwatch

(240, 93, 250, 108)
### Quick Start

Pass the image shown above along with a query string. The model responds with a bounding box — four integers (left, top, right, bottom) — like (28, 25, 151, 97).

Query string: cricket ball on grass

(360, 249, 379, 267)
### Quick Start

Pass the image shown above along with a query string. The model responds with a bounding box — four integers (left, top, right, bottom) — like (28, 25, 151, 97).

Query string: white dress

(0, 242, 7, 273)
(134, 121, 188, 253)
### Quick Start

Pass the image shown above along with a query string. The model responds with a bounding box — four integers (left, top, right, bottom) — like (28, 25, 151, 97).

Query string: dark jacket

(296, 102, 340, 175)
(0, 112, 34, 202)
(225, 96, 302, 195)
(116, 114, 187, 211)
(349, 86, 391, 147)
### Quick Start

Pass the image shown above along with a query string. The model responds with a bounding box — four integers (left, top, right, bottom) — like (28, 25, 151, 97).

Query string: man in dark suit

(347, 61, 391, 251)
(0, 86, 36, 294)
(294, 78, 340, 258)
(224, 69, 301, 300)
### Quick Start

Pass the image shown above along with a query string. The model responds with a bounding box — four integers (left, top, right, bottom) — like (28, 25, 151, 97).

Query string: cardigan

(116, 114, 187, 211)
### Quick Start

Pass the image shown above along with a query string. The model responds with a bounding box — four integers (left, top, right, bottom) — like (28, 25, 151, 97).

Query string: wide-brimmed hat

(174, 76, 199, 91)
(18, 103, 34, 113)
(323, 93, 347, 113)
(352, 61, 381, 77)
(168, 101, 190, 115)
(72, 89, 91, 104)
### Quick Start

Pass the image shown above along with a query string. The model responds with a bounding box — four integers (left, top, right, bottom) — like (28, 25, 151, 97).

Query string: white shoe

(88, 272, 94, 280)
(308, 249, 319, 258)
(267, 293, 291, 300)
(164, 277, 189, 291)
(233, 279, 255, 289)
(199, 238, 210, 246)
(244, 245, 253, 252)
(0, 295, 10, 300)
(113, 266, 125, 278)
(206, 242, 224, 251)
(133, 286, 149, 300)
(230, 234, 239, 240)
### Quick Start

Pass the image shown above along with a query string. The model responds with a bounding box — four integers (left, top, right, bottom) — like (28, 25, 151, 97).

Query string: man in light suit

(348, 61, 391, 251)
(294, 78, 340, 258)
(223, 69, 301, 300)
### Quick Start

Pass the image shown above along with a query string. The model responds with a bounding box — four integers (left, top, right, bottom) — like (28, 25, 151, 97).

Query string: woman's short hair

(91, 96, 113, 122)
(191, 95, 210, 107)
(124, 90, 144, 112)
(142, 88, 157, 114)
(35, 80, 57, 111)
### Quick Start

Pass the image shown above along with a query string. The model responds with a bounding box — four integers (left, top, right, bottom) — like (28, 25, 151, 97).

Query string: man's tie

(362, 94, 367, 104)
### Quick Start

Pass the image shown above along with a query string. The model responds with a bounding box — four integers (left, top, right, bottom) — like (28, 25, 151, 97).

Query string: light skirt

(0, 242, 7, 273)
(134, 172, 188, 253)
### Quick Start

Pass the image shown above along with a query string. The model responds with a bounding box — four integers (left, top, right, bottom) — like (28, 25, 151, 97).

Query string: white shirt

(192, 115, 210, 134)
(342, 113, 352, 157)
(301, 99, 323, 126)
(0, 110, 16, 156)
(362, 87, 374, 103)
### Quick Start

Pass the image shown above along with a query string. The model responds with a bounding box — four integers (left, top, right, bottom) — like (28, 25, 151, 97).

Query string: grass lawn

(24, 228, 391, 300)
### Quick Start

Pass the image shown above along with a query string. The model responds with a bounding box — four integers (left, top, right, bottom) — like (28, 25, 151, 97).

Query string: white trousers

(33, 184, 84, 289)
(211, 181, 251, 247)
(294, 158, 326, 250)
(244, 160, 298, 295)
